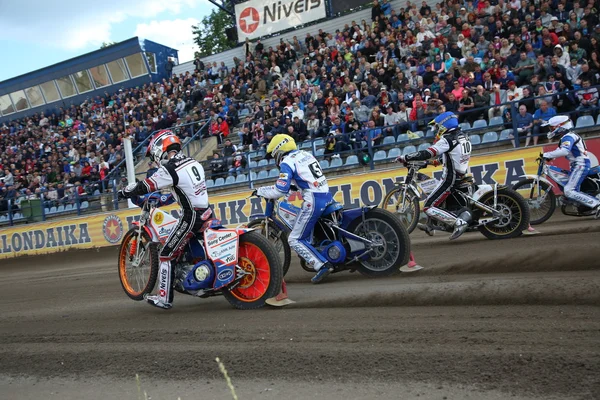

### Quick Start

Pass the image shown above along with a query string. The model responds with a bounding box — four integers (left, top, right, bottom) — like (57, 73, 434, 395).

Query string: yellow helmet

(266, 134, 297, 165)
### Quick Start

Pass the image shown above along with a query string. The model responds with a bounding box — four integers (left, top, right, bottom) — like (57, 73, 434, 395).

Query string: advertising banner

(235, 0, 327, 42)
(2, 139, 598, 259)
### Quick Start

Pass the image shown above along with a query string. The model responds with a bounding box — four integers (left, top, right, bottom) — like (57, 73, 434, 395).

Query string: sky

(0, 0, 216, 82)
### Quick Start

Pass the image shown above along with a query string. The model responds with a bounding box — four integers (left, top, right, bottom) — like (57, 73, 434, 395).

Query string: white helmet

(545, 115, 573, 140)
(145, 129, 181, 165)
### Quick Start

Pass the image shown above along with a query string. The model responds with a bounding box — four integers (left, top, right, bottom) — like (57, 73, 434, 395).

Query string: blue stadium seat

(388, 148, 401, 159)
(470, 135, 482, 145)
(248, 160, 257, 168)
(225, 176, 236, 185)
(459, 122, 471, 131)
(257, 159, 268, 167)
(373, 150, 387, 161)
(206, 179, 214, 188)
(93, 190, 100, 196)
(313, 138, 325, 147)
(413, 130, 424, 138)
(0, 215, 6, 223)
(65, 204, 73, 211)
(268, 168, 279, 178)
(576, 115, 595, 128)
(268, 159, 276, 165)
(319, 159, 330, 169)
(596, 115, 600, 125)
(250, 172, 257, 181)
(257, 170, 269, 180)
(402, 145, 416, 155)
(499, 129, 513, 141)
(488, 117, 503, 127)
(482, 131, 498, 143)
(299, 141, 312, 149)
(81, 201, 89, 209)
(236, 174, 247, 183)
(13, 213, 23, 220)
(214, 177, 225, 186)
(330, 158, 343, 168)
(345, 155, 359, 165)
(44, 208, 50, 215)
(425, 128, 435, 138)
(314, 148, 325, 157)
(397, 133, 409, 142)
(57, 205, 65, 213)
(383, 136, 395, 145)
(472, 119, 488, 129)
(417, 143, 431, 152)
(49, 206, 57, 214)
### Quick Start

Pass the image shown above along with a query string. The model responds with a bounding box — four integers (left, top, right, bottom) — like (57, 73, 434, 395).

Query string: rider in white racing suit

(254, 134, 335, 284)
(542, 115, 600, 218)
(119, 130, 211, 309)
(396, 111, 473, 240)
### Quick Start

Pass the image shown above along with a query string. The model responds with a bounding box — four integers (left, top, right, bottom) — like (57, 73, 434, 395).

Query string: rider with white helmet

(542, 115, 600, 218)
(396, 111, 473, 240)
(119, 130, 211, 309)
(254, 134, 335, 283)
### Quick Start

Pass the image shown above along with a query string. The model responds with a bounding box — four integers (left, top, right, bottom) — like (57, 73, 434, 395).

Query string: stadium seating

(269, 168, 279, 177)
(383, 136, 395, 145)
(373, 151, 387, 161)
(330, 158, 343, 168)
(576, 115, 595, 129)
(397, 134, 409, 142)
(488, 117, 504, 127)
(215, 177, 225, 186)
(499, 129, 513, 141)
(403, 145, 416, 155)
(482, 131, 498, 143)
(470, 135, 482, 145)
(320, 159, 330, 169)
(225, 176, 235, 185)
(388, 148, 401, 159)
(472, 120, 488, 130)
(345, 155, 359, 166)
(206, 179, 214, 188)
(236, 174, 247, 183)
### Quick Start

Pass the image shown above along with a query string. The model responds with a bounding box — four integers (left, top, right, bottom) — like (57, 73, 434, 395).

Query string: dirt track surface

(1, 213, 599, 400)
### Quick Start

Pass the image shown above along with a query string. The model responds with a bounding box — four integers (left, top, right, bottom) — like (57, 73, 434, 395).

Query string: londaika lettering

(0, 224, 92, 254)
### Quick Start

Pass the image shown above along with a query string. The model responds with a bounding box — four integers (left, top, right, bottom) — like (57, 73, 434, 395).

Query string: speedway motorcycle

(117, 193, 282, 309)
(248, 190, 411, 277)
(384, 161, 530, 239)
(512, 155, 600, 225)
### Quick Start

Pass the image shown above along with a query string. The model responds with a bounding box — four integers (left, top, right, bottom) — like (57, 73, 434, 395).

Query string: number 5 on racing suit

(255, 134, 335, 284)
(119, 130, 211, 309)
(396, 112, 473, 240)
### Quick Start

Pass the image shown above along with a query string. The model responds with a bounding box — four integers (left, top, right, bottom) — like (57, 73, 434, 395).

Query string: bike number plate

(277, 201, 300, 230)
(204, 229, 238, 288)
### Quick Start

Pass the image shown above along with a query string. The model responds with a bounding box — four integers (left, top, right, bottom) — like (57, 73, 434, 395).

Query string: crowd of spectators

(2, 0, 600, 218)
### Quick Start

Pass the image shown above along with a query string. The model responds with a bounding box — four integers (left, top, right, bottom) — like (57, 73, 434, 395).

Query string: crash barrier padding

(1, 138, 598, 259)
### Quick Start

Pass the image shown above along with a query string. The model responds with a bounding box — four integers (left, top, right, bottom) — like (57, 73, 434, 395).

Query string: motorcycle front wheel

(512, 178, 555, 225)
(347, 208, 411, 277)
(381, 186, 420, 233)
(247, 218, 291, 276)
(223, 231, 283, 310)
(477, 188, 530, 239)
(118, 228, 159, 301)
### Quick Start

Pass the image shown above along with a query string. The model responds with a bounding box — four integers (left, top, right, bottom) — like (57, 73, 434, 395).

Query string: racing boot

(144, 294, 172, 310)
(449, 210, 472, 240)
(311, 262, 334, 284)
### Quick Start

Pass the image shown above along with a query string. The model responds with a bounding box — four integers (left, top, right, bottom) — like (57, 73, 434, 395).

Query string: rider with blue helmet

(396, 111, 473, 240)
(542, 115, 600, 218)
(255, 134, 335, 283)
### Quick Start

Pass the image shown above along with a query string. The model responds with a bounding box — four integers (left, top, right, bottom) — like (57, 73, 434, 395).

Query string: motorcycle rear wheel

(247, 218, 291, 277)
(512, 178, 555, 225)
(381, 186, 420, 234)
(477, 188, 530, 239)
(223, 231, 283, 310)
(118, 228, 159, 301)
(347, 208, 411, 277)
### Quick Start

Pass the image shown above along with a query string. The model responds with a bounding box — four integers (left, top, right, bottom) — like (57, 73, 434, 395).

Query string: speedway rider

(253, 134, 335, 284)
(396, 111, 473, 240)
(119, 130, 210, 309)
(542, 115, 600, 218)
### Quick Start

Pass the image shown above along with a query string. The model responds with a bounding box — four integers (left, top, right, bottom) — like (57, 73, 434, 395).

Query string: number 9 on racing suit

(255, 134, 335, 284)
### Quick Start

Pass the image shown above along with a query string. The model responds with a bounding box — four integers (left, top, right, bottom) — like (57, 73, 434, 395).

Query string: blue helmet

(429, 111, 459, 140)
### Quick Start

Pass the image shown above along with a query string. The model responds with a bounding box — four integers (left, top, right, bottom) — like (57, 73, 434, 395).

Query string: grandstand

(1, 0, 600, 226)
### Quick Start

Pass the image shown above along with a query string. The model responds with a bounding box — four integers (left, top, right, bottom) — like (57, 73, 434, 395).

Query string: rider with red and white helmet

(119, 130, 210, 309)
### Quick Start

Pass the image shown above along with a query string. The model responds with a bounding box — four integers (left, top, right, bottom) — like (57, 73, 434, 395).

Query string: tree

(100, 41, 118, 49)
(192, 9, 236, 58)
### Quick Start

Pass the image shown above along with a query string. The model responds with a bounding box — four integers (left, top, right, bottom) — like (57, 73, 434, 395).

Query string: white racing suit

(256, 150, 333, 271)
(123, 152, 210, 305)
(404, 129, 472, 230)
(543, 132, 600, 209)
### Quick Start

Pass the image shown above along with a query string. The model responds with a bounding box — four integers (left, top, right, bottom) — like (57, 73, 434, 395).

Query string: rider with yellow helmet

(254, 134, 335, 283)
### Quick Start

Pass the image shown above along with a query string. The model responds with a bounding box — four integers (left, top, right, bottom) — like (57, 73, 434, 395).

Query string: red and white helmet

(146, 130, 181, 164)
